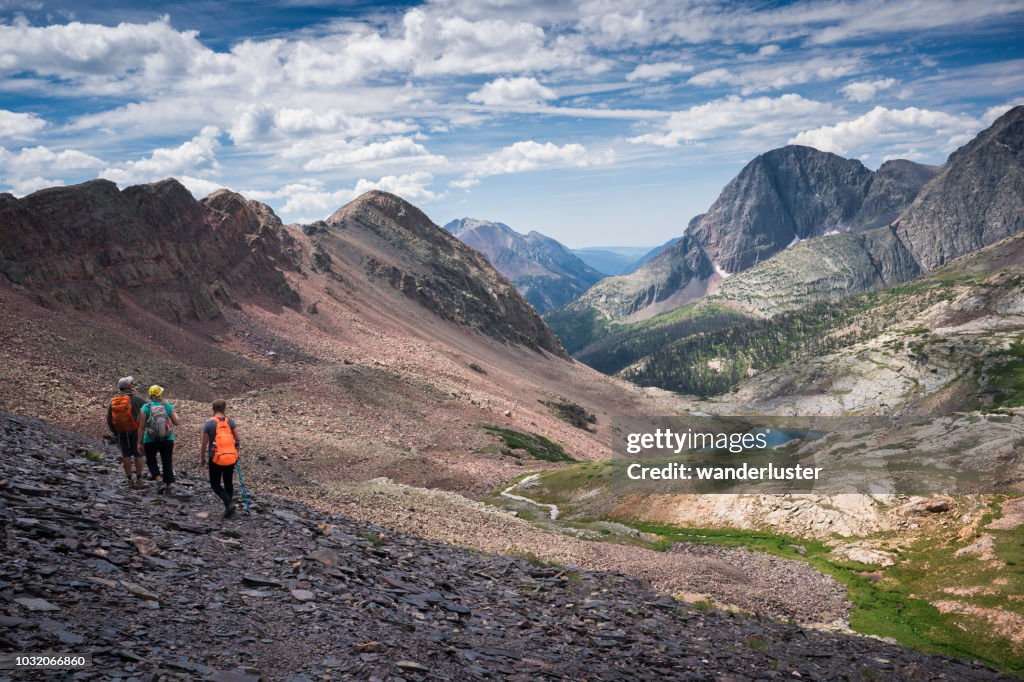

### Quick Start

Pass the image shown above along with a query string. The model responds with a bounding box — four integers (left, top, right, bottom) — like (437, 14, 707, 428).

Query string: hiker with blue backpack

(199, 399, 242, 518)
(137, 385, 180, 494)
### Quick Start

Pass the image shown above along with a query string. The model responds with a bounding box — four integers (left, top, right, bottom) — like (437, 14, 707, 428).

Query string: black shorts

(115, 431, 140, 459)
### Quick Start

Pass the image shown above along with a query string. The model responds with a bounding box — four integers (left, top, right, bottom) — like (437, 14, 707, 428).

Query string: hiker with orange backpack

(107, 376, 147, 488)
(199, 399, 241, 518)
(137, 385, 180, 494)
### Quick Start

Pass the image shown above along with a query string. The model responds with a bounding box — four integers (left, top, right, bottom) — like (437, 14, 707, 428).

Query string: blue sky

(1, 1, 1022, 247)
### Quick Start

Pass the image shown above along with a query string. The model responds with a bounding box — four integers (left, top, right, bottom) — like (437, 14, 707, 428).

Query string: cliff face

(446, 218, 605, 313)
(561, 147, 936, 323)
(896, 105, 1024, 269)
(0, 179, 300, 322)
(327, 192, 566, 357)
(692, 146, 936, 275)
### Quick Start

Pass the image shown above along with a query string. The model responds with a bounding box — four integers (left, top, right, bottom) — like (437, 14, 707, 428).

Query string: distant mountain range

(444, 218, 605, 313)
(546, 104, 1024, 401)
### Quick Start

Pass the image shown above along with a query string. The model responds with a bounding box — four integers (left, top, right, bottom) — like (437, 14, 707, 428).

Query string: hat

(148, 385, 164, 399)
(117, 376, 135, 390)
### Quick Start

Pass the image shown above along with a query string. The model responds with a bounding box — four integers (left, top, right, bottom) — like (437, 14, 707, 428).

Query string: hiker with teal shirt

(137, 385, 180, 494)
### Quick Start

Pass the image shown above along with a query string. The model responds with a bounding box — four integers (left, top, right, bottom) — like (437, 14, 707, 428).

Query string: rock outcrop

(896, 105, 1024, 268)
(326, 191, 566, 356)
(445, 218, 604, 313)
(0, 179, 300, 322)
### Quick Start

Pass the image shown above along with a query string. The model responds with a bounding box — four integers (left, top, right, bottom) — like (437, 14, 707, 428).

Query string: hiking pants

(144, 440, 174, 484)
(115, 431, 140, 460)
(208, 461, 235, 507)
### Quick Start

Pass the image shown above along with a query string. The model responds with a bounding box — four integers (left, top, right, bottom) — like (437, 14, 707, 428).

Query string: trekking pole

(235, 459, 252, 513)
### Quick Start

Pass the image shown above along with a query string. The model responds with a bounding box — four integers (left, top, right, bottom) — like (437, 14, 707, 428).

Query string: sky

(0, 1, 1022, 247)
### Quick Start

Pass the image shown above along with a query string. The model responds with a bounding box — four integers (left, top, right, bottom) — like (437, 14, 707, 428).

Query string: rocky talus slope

(445, 218, 605, 314)
(0, 413, 1009, 681)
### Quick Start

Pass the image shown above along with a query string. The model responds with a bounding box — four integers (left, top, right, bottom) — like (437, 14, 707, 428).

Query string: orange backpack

(110, 394, 139, 433)
(211, 416, 238, 466)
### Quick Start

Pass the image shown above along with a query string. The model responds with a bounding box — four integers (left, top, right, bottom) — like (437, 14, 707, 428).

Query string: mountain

(571, 246, 652, 275)
(558, 147, 939, 325)
(331, 198, 565, 355)
(895, 105, 1024, 269)
(444, 217, 604, 313)
(626, 237, 684, 274)
(705, 105, 1024, 316)
(0, 178, 667, 495)
(0, 179, 301, 322)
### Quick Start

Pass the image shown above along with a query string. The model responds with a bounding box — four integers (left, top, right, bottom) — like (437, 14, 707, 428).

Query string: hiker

(199, 399, 241, 518)
(137, 385, 179, 494)
(106, 376, 147, 488)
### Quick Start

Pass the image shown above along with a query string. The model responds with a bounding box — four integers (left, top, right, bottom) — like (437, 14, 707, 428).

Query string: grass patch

(84, 450, 104, 462)
(480, 425, 575, 462)
(627, 521, 1024, 676)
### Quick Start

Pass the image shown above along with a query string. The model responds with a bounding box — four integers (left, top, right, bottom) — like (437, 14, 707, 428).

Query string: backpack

(145, 402, 172, 440)
(211, 416, 238, 466)
(110, 394, 139, 433)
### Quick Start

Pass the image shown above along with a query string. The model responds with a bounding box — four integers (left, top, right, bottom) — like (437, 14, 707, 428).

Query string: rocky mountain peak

(0, 178, 299, 322)
(443, 217, 605, 314)
(895, 104, 1024, 268)
(324, 197, 567, 356)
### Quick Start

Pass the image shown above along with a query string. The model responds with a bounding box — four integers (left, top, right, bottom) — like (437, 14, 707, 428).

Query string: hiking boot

(224, 501, 236, 519)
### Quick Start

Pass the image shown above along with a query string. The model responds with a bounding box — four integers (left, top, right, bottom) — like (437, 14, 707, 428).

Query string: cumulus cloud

(0, 144, 105, 196)
(275, 172, 441, 221)
(230, 106, 417, 146)
(840, 78, 897, 102)
(629, 94, 834, 147)
(467, 77, 555, 106)
(464, 140, 613, 180)
(625, 61, 693, 82)
(788, 106, 981, 156)
(0, 109, 47, 140)
(100, 126, 222, 186)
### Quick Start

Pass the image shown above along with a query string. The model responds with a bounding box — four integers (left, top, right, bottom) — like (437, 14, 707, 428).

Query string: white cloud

(982, 102, 1018, 125)
(840, 78, 897, 102)
(757, 44, 781, 57)
(629, 94, 834, 147)
(471, 140, 613, 177)
(0, 145, 104, 172)
(301, 137, 447, 172)
(0, 144, 105, 196)
(4, 175, 62, 196)
(230, 105, 417, 145)
(688, 57, 861, 95)
(467, 77, 555, 106)
(100, 126, 222, 186)
(625, 61, 692, 82)
(789, 106, 981, 156)
(276, 172, 441, 221)
(0, 109, 47, 140)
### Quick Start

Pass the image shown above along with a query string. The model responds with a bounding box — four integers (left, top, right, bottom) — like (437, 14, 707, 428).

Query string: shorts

(115, 431, 140, 460)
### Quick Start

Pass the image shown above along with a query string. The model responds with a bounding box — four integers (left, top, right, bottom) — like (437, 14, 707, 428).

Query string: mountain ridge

(445, 217, 605, 314)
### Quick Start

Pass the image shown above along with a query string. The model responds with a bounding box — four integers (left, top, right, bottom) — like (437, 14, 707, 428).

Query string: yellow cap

(148, 385, 164, 398)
